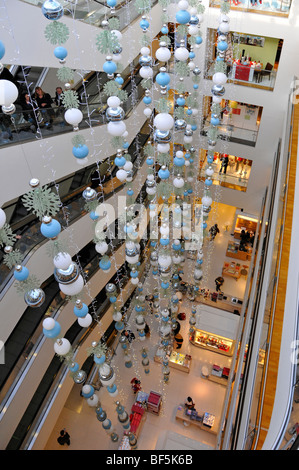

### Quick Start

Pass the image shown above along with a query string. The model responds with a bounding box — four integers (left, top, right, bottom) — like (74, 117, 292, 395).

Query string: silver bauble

(24, 288, 45, 308)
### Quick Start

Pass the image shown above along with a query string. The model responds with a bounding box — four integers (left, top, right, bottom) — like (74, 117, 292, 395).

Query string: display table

(190, 328, 235, 356)
(154, 349, 192, 373)
(222, 261, 241, 279)
(147, 390, 162, 415)
(175, 406, 219, 435)
(232, 63, 254, 82)
(226, 241, 252, 261)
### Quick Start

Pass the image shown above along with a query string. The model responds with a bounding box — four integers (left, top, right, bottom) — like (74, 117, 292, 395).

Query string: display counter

(226, 241, 252, 261)
(175, 406, 219, 435)
(222, 261, 241, 279)
(154, 349, 192, 373)
(190, 328, 235, 356)
(233, 214, 257, 240)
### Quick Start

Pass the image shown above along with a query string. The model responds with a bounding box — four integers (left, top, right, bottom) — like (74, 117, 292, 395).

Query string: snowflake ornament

(44, 20, 70, 45)
(22, 186, 61, 220)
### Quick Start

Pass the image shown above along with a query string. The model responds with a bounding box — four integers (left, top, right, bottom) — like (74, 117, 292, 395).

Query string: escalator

(10, 65, 48, 94)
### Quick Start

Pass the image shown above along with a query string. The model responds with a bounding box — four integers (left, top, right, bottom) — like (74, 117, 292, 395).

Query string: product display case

(190, 328, 235, 356)
(226, 241, 252, 261)
(233, 214, 258, 239)
(154, 349, 192, 373)
(175, 406, 218, 434)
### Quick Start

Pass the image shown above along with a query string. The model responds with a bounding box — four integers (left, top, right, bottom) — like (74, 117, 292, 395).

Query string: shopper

(209, 223, 220, 241)
(54, 87, 64, 107)
(174, 332, 184, 349)
(215, 276, 224, 292)
(20, 93, 38, 131)
(57, 428, 71, 446)
(185, 397, 195, 410)
(131, 377, 141, 394)
(121, 329, 135, 343)
(34, 86, 54, 127)
(219, 154, 229, 174)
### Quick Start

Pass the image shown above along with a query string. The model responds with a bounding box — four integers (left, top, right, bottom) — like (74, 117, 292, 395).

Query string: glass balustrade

(209, 0, 292, 17)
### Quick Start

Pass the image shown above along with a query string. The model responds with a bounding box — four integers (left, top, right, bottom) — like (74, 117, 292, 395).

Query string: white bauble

(187, 176, 194, 182)
(87, 394, 99, 407)
(212, 95, 222, 104)
(53, 252, 72, 270)
(188, 25, 198, 36)
(173, 177, 185, 188)
(174, 47, 189, 61)
(0, 80, 18, 106)
(78, 313, 92, 327)
(158, 254, 172, 268)
(111, 29, 122, 41)
(153, 113, 174, 131)
(202, 196, 213, 206)
(176, 150, 184, 158)
(213, 72, 228, 86)
(95, 241, 108, 255)
(218, 22, 230, 34)
(0, 208, 6, 229)
(144, 107, 152, 117)
(54, 338, 71, 356)
(113, 54, 122, 62)
(59, 275, 84, 296)
(188, 61, 196, 70)
(116, 169, 127, 181)
(131, 277, 139, 285)
(156, 46, 171, 62)
(197, 13, 204, 23)
(205, 168, 214, 177)
(107, 120, 126, 136)
(146, 187, 156, 195)
(64, 108, 83, 127)
(122, 130, 129, 138)
(76, 157, 88, 166)
(43, 318, 56, 330)
(191, 108, 199, 115)
(185, 160, 190, 166)
(140, 66, 153, 79)
(107, 96, 121, 107)
(184, 135, 193, 144)
(178, 0, 189, 9)
(219, 14, 230, 23)
(147, 174, 155, 181)
(140, 46, 150, 56)
(112, 311, 123, 322)
(160, 224, 169, 236)
(157, 143, 170, 153)
(123, 161, 133, 171)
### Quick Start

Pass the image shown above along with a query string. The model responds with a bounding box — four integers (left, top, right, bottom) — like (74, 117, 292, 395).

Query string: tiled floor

(44, 202, 250, 451)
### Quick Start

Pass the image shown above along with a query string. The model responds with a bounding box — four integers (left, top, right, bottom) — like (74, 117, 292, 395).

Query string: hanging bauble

(174, 45, 189, 62)
(53, 252, 72, 270)
(154, 129, 172, 143)
(59, 275, 84, 296)
(82, 186, 97, 201)
(64, 108, 83, 130)
(139, 54, 152, 67)
(153, 113, 174, 131)
(213, 72, 228, 86)
(107, 120, 126, 136)
(54, 262, 79, 284)
(78, 313, 92, 328)
(106, 105, 124, 122)
(74, 301, 89, 318)
(116, 168, 127, 181)
(99, 256, 112, 271)
(0, 80, 19, 114)
(139, 16, 149, 31)
(99, 363, 116, 387)
(156, 68, 170, 87)
(95, 241, 109, 255)
(189, 14, 199, 25)
(123, 161, 133, 172)
(0, 208, 6, 229)
(139, 66, 153, 79)
(211, 84, 225, 97)
(42, 0, 64, 20)
(0, 40, 5, 60)
(217, 40, 228, 52)
(73, 369, 87, 384)
(218, 21, 230, 34)
(202, 195, 213, 207)
(173, 176, 185, 188)
(42, 318, 61, 338)
(175, 119, 186, 131)
(54, 337, 71, 356)
(81, 384, 94, 399)
(210, 114, 220, 126)
(13, 265, 29, 281)
(103, 57, 117, 75)
(24, 288, 45, 308)
(158, 166, 170, 180)
(72, 144, 89, 160)
(54, 46, 68, 62)
(156, 42, 171, 62)
(176, 95, 185, 106)
(176, 1, 191, 24)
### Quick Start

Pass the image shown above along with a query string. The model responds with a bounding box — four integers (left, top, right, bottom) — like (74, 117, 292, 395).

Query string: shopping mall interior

(1, 0, 299, 453)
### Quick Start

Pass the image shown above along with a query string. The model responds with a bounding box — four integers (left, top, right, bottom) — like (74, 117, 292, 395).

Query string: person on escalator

(34, 86, 54, 128)
(20, 93, 39, 132)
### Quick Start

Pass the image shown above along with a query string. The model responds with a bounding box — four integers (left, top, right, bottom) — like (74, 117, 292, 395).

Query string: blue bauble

(74, 302, 89, 318)
(187, 108, 192, 115)
(202, 222, 207, 229)
(102, 419, 111, 430)
(188, 189, 193, 194)
(174, 156, 185, 167)
(185, 152, 191, 159)
(191, 124, 197, 131)
(143, 96, 152, 105)
(114, 155, 126, 167)
(107, 384, 117, 394)
(195, 36, 203, 45)
(205, 179, 213, 186)
(43, 321, 61, 338)
(115, 76, 124, 85)
(14, 266, 29, 281)
(158, 167, 170, 179)
(140, 18, 150, 30)
(72, 144, 89, 159)
(54, 46, 68, 60)
(130, 270, 139, 278)
(161, 26, 168, 34)
(69, 362, 79, 373)
(42, 0, 64, 20)
(193, 84, 199, 90)
(89, 211, 99, 220)
(94, 354, 106, 365)
(40, 219, 61, 238)
(122, 141, 129, 149)
(107, 0, 117, 6)
(0, 41, 5, 60)
(103, 60, 117, 75)
(189, 51, 195, 59)
(176, 9, 191, 24)
(161, 282, 169, 289)
(109, 296, 117, 303)
(99, 257, 111, 270)
(127, 189, 134, 196)
(210, 116, 220, 126)
(146, 157, 154, 165)
(160, 238, 169, 246)
(156, 71, 170, 87)
(176, 97, 185, 106)
(217, 40, 228, 51)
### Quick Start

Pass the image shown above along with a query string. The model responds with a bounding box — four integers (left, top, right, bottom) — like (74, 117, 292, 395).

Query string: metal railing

(209, 0, 291, 16)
